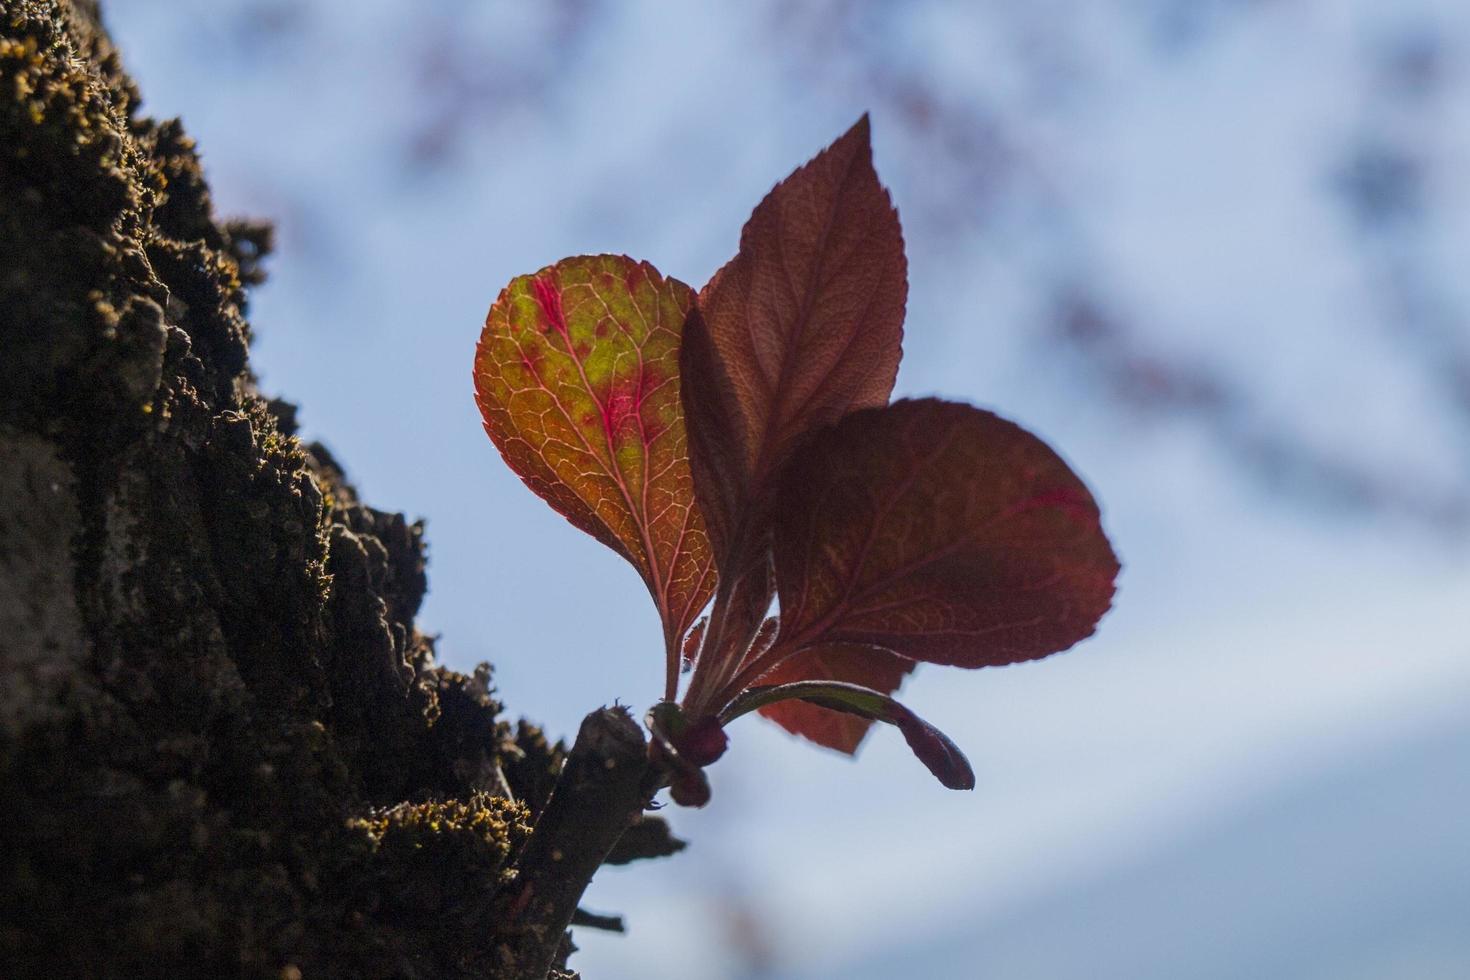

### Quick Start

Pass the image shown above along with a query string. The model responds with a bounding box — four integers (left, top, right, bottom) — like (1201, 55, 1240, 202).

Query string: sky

(105, 2, 1470, 977)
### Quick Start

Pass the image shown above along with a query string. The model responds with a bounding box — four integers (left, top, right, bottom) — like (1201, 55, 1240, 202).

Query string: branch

(570, 907, 625, 933)
(496, 706, 652, 979)
(603, 813, 685, 866)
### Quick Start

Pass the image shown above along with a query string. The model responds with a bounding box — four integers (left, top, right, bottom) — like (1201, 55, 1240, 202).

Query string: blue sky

(107, 2, 1470, 976)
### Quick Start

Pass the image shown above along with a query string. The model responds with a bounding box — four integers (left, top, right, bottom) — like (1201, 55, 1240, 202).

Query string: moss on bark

(0, 3, 675, 976)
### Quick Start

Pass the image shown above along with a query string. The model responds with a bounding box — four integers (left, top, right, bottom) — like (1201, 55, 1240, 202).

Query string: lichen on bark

(0, 3, 676, 977)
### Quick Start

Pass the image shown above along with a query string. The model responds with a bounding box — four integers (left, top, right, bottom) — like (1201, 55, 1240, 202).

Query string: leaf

(753, 644, 916, 754)
(474, 255, 716, 657)
(772, 399, 1119, 668)
(721, 680, 974, 790)
(682, 115, 907, 570)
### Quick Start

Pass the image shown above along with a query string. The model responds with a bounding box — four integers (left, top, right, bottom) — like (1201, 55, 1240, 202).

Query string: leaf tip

(834, 112, 875, 164)
(898, 718, 976, 791)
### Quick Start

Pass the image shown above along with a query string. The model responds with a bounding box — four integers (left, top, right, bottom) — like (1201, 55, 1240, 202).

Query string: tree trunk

(0, 3, 676, 976)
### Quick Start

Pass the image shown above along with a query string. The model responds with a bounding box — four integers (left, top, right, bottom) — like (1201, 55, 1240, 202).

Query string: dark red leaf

(754, 644, 915, 754)
(893, 712, 976, 792)
(682, 115, 907, 570)
(721, 680, 974, 790)
(772, 399, 1119, 668)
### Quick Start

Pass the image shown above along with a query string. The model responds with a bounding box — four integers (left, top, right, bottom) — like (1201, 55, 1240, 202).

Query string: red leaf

(720, 679, 974, 790)
(894, 712, 976, 791)
(682, 115, 907, 570)
(754, 644, 915, 754)
(772, 399, 1119, 668)
(473, 256, 716, 670)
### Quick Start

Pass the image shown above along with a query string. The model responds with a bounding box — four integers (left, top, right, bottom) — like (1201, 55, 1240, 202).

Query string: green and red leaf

(682, 115, 907, 571)
(721, 680, 974, 790)
(771, 399, 1119, 668)
(753, 644, 915, 754)
(473, 255, 715, 664)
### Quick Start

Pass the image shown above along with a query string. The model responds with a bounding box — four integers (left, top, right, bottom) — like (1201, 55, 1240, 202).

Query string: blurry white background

(106, 1, 1470, 976)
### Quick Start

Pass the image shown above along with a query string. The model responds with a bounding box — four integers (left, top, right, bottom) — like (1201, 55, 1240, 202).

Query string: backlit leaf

(772, 399, 1119, 667)
(754, 644, 915, 754)
(474, 255, 715, 659)
(721, 680, 974, 790)
(682, 115, 907, 570)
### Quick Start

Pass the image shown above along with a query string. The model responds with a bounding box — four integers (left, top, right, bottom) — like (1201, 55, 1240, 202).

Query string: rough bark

(0, 3, 677, 976)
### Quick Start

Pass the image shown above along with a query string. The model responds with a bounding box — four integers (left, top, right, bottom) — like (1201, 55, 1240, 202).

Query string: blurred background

(106, 1, 1469, 977)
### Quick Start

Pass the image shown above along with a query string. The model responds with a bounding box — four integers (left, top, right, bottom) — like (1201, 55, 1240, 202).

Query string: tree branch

(496, 706, 652, 979)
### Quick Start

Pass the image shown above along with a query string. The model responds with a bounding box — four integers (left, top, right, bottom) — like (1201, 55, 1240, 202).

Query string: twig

(495, 706, 651, 979)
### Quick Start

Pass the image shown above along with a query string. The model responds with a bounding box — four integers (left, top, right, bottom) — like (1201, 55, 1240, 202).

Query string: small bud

(669, 769, 711, 808)
(676, 716, 728, 767)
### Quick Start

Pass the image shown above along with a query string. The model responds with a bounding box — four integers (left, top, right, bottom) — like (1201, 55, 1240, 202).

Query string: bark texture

(0, 3, 676, 976)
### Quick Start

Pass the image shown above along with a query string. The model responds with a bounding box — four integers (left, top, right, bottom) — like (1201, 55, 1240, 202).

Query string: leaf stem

(711, 638, 799, 712)
(680, 577, 737, 715)
(663, 626, 680, 703)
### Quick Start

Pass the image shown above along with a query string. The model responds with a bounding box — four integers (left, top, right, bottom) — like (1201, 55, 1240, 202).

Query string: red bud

(669, 769, 711, 808)
(676, 716, 728, 767)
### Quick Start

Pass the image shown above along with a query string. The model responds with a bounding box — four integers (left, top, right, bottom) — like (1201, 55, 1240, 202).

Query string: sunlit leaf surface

(474, 255, 715, 653)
